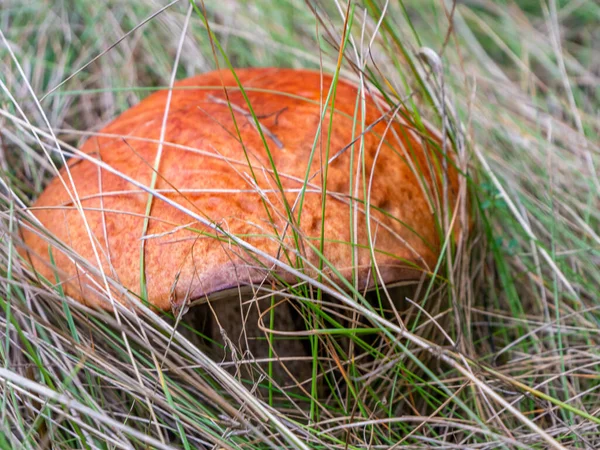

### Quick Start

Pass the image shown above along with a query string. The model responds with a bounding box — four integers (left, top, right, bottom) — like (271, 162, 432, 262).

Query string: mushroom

(20, 68, 459, 387)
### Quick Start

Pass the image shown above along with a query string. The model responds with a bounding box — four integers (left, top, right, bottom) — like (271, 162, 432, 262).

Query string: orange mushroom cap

(21, 68, 458, 311)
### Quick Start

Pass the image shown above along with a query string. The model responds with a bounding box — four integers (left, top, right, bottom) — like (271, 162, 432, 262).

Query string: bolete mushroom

(21, 68, 459, 386)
